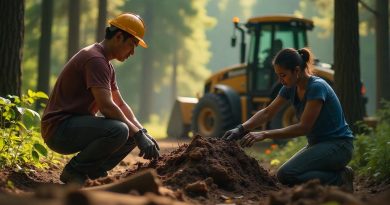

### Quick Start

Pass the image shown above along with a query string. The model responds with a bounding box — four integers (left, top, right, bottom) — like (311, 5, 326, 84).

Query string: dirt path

(0, 137, 388, 205)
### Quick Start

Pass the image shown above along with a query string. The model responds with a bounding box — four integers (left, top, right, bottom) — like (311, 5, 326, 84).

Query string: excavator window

(248, 23, 308, 95)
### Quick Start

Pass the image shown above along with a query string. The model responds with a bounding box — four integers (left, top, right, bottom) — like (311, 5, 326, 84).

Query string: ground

(0, 137, 389, 205)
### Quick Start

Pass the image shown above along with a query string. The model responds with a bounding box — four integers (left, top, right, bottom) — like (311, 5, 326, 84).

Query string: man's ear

(294, 66, 301, 73)
(114, 31, 123, 42)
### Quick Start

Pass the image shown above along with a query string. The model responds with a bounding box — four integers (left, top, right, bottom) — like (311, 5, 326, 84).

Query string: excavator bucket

(167, 97, 198, 138)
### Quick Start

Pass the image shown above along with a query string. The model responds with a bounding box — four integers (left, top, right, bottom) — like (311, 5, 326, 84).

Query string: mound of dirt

(268, 179, 364, 205)
(128, 135, 279, 204)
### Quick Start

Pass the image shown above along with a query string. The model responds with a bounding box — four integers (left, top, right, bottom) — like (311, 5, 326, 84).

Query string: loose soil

(0, 136, 389, 205)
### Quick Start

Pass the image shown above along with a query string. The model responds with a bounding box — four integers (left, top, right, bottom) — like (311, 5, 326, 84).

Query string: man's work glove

(133, 129, 160, 160)
(141, 128, 160, 151)
(221, 124, 249, 141)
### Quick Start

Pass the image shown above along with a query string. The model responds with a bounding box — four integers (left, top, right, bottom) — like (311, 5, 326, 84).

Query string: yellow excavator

(167, 15, 357, 138)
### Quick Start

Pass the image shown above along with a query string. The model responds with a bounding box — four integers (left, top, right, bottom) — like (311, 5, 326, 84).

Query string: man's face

(115, 33, 139, 62)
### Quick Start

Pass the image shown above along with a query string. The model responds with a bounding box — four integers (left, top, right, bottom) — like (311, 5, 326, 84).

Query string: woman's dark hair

(105, 26, 133, 41)
(273, 47, 314, 74)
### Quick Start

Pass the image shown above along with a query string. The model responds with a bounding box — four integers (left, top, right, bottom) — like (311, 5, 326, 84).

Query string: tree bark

(0, 0, 24, 97)
(375, 0, 390, 108)
(334, 0, 364, 131)
(171, 48, 178, 106)
(37, 0, 53, 109)
(96, 0, 107, 42)
(139, 0, 154, 122)
(67, 0, 80, 60)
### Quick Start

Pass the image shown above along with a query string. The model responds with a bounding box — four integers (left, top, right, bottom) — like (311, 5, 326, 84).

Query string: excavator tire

(191, 93, 236, 138)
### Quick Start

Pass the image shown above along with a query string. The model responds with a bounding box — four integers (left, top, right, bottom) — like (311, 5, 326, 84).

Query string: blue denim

(46, 115, 136, 174)
(276, 138, 353, 186)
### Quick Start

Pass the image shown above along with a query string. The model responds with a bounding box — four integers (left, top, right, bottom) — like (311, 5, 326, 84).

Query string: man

(41, 13, 160, 185)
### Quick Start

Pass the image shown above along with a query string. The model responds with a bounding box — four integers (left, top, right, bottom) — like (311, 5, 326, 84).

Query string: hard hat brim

(108, 19, 148, 48)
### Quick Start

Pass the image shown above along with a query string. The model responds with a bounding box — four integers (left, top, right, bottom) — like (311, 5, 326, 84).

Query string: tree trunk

(0, 0, 24, 97)
(171, 48, 178, 106)
(67, 0, 80, 60)
(96, 0, 107, 42)
(37, 0, 53, 109)
(375, 0, 390, 109)
(139, 0, 154, 122)
(334, 0, 364, 131)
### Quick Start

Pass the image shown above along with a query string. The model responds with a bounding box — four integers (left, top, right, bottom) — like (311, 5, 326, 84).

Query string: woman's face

(274, 64, 300, 88)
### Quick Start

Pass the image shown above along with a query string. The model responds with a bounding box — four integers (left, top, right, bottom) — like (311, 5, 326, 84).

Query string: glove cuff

(133, 129, 144, 140)
(237, 124, 248, 135)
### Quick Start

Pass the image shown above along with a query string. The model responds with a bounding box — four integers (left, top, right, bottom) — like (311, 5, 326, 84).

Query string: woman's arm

(240, 99, 323, 147)
(242, 95, 287, 131)
(265, 99, 323, 139)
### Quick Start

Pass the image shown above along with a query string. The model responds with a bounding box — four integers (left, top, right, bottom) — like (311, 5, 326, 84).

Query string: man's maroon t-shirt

(41, 43, 118, 141)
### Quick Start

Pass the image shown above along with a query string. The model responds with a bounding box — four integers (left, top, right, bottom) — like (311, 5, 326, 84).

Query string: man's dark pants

(46, 115, 136, 175)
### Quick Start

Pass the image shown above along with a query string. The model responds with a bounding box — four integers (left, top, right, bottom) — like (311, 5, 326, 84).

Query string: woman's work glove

(221, 124, 248, 141)
(133, 129, 160, 160)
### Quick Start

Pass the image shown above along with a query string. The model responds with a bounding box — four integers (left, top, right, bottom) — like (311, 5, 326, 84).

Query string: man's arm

(91, 87, 139, 135)
(111, 90, 143, 129)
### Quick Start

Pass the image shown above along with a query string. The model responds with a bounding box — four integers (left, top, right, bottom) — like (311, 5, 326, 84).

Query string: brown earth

(0, 136, 389, 205)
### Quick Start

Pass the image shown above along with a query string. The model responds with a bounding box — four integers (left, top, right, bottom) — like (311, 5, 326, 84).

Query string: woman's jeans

(277, 138, 354, 186)
(46, 115, 136, 174)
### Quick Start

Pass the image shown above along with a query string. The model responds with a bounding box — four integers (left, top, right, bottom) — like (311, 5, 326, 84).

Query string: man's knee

(109, 121, 129, 145)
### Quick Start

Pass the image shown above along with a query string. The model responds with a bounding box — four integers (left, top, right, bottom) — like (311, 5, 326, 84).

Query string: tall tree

(334, 0, 365, 130)
(375, 0, 389, 108)
(37, 0, 53, 107)
(0, 0, 24, 96)
(138, 0, 155, 122)
(67, 0, 80, 60)
(96, 0, 107, 42)
(119, 0, 214, 121)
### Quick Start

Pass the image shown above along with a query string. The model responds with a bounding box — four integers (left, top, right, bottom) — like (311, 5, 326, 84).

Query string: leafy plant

(0, 90, 51, 170)
(350, 100, 390, 182)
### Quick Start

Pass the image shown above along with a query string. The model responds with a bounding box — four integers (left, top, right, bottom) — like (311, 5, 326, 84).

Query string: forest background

(21, 0, 385, 128)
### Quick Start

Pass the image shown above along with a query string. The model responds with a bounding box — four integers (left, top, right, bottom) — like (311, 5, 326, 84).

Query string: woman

(222, 48, 354, 192)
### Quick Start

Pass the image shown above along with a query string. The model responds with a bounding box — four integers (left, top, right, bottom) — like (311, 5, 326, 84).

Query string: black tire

(269, 104, 297, 145)
(191, 93, 236, 138)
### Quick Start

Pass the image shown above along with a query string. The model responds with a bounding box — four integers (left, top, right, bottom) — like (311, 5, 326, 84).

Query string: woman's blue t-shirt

(278, 76, 353, 144)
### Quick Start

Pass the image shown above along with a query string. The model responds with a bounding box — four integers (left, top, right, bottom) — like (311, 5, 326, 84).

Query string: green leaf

(17, 121, 27, 131)
(33, 143, 48, 157)
(27, 97, 34, 104)
(31, 150, 39, 162)
(0, 138, 4, 149)
(35, 91, 49, 99)
(24, 108, 41, 120)
(16, 107, 25, 115)
(28, 89, 35, 97)
(0, 97, 11, 105)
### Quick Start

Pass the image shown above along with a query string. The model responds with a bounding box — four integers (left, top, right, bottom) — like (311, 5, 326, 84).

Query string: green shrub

(0, 90, 55, 171)
(350, 101, 390, 182)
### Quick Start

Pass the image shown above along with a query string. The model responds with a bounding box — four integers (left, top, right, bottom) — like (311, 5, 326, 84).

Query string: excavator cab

(242, 16, 315, 128)
(167, 15, 332, 139)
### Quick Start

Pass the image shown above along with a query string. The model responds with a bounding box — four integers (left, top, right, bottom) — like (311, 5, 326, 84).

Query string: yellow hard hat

(108, 13, 148, 48)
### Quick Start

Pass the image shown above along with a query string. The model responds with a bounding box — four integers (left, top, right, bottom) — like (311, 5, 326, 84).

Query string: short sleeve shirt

(278, 76, 353, 144)
(41, 43, 118, 141)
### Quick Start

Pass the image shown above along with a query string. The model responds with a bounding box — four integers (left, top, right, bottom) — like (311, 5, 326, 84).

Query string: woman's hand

(240, 131, 267, 147)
